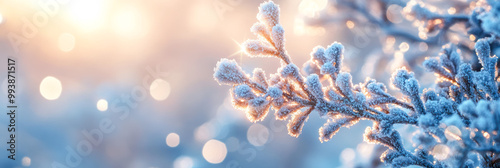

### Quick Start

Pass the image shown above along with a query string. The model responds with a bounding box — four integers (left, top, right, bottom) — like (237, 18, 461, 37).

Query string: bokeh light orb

(247, 123, 269, 146)
(202, 139, 227, 164)
(189, 2, 218, 33)
(444, 125, 462, 141)
(40, 76, 62, 100)
(150, 79, 171, 101)
(166, 133, 180, 148)
(298, 0, 328, 17)
(96, 99, 108, 112)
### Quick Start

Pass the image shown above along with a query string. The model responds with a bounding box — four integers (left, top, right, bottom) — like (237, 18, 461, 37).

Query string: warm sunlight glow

(22, 157, 31, 167)
(419, 31, 428, 40)
(113, 5, 148, 38)
(0, 13, 3, 24)
(299, 0, 328, 18)
(67, 0, 107, 32)
(202, 139, 227, 164)
(96, 99, 108, 112)
(58, 33, 75, 52)
(469, 34, 476, 41)
(166, 133, 180, 148)
(150, 79, 171, 101)
(228, 39, 245, 58)
(189, 2, 218, 33)
(40, 76, 62, 100)
(346, 20, 355, 29)
(483, 132, 490, 139)
(448, 7, 456, 14)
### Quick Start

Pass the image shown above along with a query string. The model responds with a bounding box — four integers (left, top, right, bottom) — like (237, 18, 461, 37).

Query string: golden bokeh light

(346, 20, 355, 29)
(469, 34, 476, 41)
(399, 42, 410, 52)
(340, 148, 355, 163)
(66, 0, 108, 32)
(419, 31, 428, 40)
(444, 125, 462, 141)
(483, 132, 490, 139)
(22, 156, 31, 167)
(294, 18, 326, 36)
(247, 123, 269, 146)
(166, 133, 181, 148)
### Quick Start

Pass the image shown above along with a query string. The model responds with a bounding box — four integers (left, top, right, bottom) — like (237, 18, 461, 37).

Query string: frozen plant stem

(214, 1, 500, 167)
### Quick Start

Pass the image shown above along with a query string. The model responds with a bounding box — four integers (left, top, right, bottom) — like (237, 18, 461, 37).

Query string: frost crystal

(257, 1, 280, 29)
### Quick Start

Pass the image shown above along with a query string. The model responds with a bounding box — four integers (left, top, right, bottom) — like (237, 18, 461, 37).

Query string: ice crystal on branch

(214, 1, 500, 167)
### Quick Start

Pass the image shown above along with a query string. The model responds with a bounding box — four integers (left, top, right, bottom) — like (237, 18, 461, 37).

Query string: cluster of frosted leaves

(214, 1, 310, 137)
(214, 1, 500, 167)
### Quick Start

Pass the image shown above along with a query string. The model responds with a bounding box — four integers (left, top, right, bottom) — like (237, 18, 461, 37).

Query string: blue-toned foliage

(214, 1, 500, 167)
